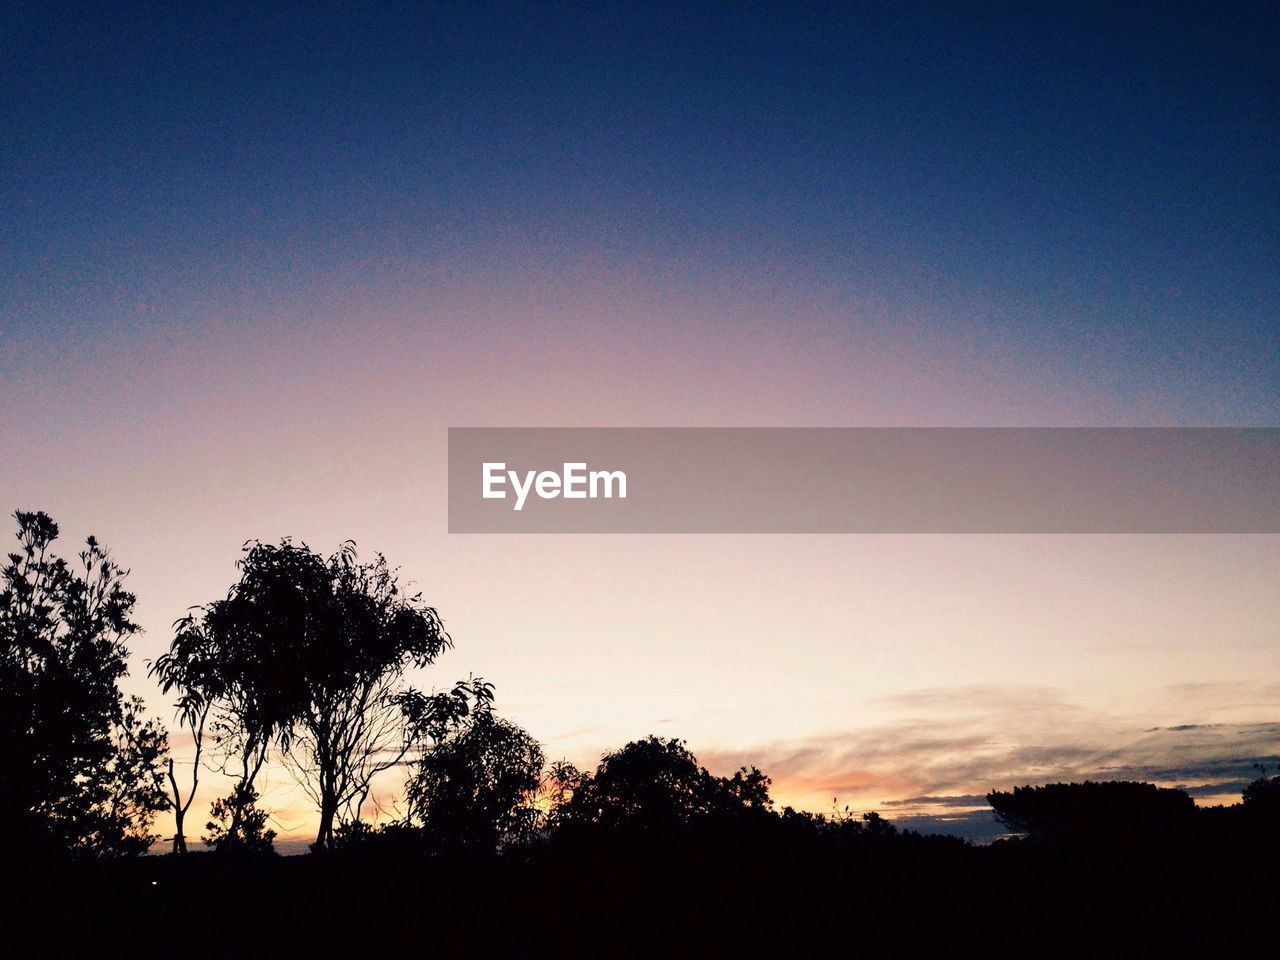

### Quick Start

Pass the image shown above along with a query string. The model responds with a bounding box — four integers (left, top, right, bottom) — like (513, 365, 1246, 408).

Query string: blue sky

(5, 2, 1277, 423)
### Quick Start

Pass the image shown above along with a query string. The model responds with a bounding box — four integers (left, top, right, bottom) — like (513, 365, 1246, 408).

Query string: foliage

(0, 510, 168, 857)
(987, 780, 1198, 842)
(204, 784, 277, 853)
(150, 545, 306, 851)
(402, 683, 544, 850)
(157, 538, 452, 850)
(278, 541, 452, 848)
(1241, 773, 1280, 827)
(555, 736, 773, 833)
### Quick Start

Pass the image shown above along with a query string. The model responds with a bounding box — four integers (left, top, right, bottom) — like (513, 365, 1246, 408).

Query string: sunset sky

(3, 3, 1277, 845)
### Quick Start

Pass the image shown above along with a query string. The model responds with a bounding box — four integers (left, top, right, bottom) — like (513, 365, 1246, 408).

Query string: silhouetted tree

(565, 736, 705, 829)
(1241, 771, 1280, 828)
(149, 620, 216, 854)
(556, 736, 773, 833)
(0, 510, 168, 857)
(987, 780, 1197, 843)
(162, 538, 455, 851)
(1243, 771, 1280, 804)
(401, 681, 544, 850)
(541, 759, 587, 831)
(713, 764, 774, 816)
(151, 546, 320, 851)
(275, 542, 452, 850)
(204, 783, 276, 853)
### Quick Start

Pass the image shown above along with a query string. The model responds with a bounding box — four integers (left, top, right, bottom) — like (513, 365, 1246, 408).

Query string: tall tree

(163, 538, 452, 851)
(150, 545, 319, 851)
(149, 619, 215, 854)
(0, 510, 168, 857)
(279, 542, 452, 850)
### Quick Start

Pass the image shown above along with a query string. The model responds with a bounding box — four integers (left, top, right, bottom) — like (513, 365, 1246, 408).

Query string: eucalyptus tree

(280, 542, 452, 850)
(158, 538, 453, 851)
(150, 541, 323, 850)
(149, 617, 216, 853)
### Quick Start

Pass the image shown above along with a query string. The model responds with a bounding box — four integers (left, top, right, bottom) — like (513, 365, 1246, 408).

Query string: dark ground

(5, 828, 1271, 956)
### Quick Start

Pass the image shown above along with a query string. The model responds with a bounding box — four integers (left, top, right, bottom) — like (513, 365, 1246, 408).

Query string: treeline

(2, 509, 794, 858)
(2, 509, 1278, 866)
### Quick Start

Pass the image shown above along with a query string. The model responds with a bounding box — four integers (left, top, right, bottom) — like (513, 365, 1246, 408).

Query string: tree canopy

(153, 538, 453, 850)
(403, 685, 545, 850)
(987, 780, 1198, 843)
(0, 511, 167, 857)
(555, 736, 773, 835)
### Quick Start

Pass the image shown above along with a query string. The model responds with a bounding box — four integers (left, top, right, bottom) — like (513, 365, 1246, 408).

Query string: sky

(2, 2, 1278, 845)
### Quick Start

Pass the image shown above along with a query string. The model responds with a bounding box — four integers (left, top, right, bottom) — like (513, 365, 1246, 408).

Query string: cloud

(547, 725, 605, 741)
(880, 794, 989, 808)
(890, 809, 1008, 844)
(872, 684, 1075, 715)
(1179, 780, 1256, 798)
(696, 683, 1280, 822)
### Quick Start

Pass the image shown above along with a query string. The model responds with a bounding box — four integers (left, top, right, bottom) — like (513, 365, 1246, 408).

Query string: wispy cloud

(697, 683, 1280, 818)
(880, 794, 989, 808)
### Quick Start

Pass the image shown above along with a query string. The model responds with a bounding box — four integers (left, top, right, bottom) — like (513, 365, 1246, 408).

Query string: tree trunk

(172, 806, 188, 855)
(167, 757, 188, 854)
(315, 795, 337, 851)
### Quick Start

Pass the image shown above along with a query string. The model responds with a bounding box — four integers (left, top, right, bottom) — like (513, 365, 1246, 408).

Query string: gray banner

(447, 428, 1280, 533)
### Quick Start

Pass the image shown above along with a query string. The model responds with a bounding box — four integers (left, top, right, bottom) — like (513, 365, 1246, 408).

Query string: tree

(986, 781, 1197, 843)
(278, 542, 452, 850)
(148, 619, 215, 854)
(0, 510, 168, 857)
(203, 783, 277, 853)
(556, 736, 773, 833)
(149, 546, 321, 853)
(164, 538, 453, 851)
(1241, 769, 1280, 825)
(541, 759, 587, 832)
(401, 680, 544, 850)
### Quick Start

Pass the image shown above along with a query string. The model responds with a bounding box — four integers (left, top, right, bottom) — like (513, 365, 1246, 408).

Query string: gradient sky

(2, 2, 1277, 845)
